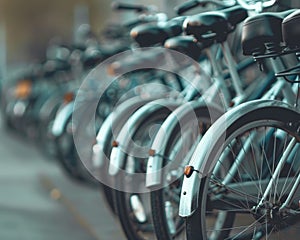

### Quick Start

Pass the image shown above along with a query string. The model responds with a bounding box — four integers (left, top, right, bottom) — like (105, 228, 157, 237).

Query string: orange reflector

(164, 43, 171, 49)
(229, 101, 235, 107)
(112, 140, 119, 147)
(14, 80, 32, 99)
(149, 149, 155, 156)
(130, 30, 138, 39)
(107, 62, 120, 76)
(184, 166, 194, 178)
(63, 92, 74, 103)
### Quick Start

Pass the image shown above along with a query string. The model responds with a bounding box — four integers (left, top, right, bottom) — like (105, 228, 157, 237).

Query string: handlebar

(111, 2, 155, 13)
(124, 13, 168, 29)
(112, 2, 167, 30)
(175, 0, 235, 15)
(175, 0, 277, 15)
(236, 0, 276, 12)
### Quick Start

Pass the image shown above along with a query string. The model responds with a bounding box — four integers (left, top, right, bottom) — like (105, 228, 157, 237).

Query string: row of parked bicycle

(1, 0, 300, 239)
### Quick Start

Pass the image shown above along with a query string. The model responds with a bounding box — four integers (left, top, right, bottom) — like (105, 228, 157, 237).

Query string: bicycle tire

(113, 102, 179, 240)
(94, 96, 166, 215)
(150, 103, 223, 240)
(185, 100, 300, 240)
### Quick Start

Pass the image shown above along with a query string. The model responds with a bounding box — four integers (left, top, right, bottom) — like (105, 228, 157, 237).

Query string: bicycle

(179, 8, 300, 240)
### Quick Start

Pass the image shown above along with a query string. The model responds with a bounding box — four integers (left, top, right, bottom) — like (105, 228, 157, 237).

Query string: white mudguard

(146, 100, 223, 188)
(179, 100, 299, 217)
(92, 96, 165, 168)
(52, 101, 74, 137)
(108, 98, 182, 176)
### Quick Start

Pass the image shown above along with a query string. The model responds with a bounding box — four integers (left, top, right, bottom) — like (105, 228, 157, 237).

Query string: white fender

(92, 96, 163, 168)
(179, 100, 299, 217)
(38, 92, 64, 120)
(52, 101, 74, 137)
(108, 98, 182, 176)
(146, 100, 223, 188)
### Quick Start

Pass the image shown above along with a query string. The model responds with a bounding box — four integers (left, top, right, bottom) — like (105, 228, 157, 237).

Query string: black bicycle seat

(130, 16, 186, 47)
(101, 44, 130, 59)
(82, 47, 104, 68)
(242, 9, 295, 55)
(282, 9, 300, 49)
(221, 6, 248, 28)
(43, 59, 71, 78)
(107, 49, 166, 76)
(184, 6, 247, 42)
(164, 35, 213, 60)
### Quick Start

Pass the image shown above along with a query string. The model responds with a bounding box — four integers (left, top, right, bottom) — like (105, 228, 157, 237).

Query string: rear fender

(93, 96, 161, 168)
(108, 98, 181, 176)
(52, 101, 74, 137)
(146, 101, 223, 188)
(179, 100, 300, 217)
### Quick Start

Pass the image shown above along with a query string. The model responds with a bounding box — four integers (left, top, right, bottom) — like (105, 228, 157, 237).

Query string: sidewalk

(0, 117, 125, 240)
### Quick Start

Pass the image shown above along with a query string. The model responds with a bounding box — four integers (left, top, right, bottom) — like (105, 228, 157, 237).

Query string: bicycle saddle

(43, 59, 71, 78)
(107, 49, 165, 75)
(130, 16, 186, 47)
(184, 6, 247, 42)
(100, 44, 130, 59)
(82, 47, 103, 68)
(164, 35, 213, 60)
(242, 9, 295, 55)
(282, 9, 300, 49)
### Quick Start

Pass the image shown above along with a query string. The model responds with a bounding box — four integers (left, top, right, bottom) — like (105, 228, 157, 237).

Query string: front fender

(108, 98, 182, 176)
(92, 96, 162, 168)
(38, 92, 64, 120)
(179, 99, 300, 217)
(146, 100, 223, 188)
(7, 99, 30, 118)
(52, 101, 74, 137)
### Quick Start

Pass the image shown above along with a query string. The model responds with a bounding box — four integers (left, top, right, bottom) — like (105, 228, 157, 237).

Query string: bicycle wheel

(185, 100, 300, 240)
(113, 102, 179, 240)
(38, 102, 60, 158)
(55, 114, 97, 184)
(94, 96, 166, 215)
(149, 102, 223, 240)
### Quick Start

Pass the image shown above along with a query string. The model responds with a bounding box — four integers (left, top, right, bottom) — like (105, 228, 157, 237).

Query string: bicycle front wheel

(186, 100, 300, 240)
(150, 102, 223, 240)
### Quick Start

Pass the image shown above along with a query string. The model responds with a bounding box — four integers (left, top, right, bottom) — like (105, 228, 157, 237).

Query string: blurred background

(0, 0, 298, 76)
(0, 1, 181, 240)
(1, 0, 298, 72)
(0, 0, 178, 81)
(0, 0, 183, 78)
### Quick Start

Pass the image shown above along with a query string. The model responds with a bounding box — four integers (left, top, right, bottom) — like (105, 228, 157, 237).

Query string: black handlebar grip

(111, 2, 147, 12)
(175, 0, 203, 15)
(222, 6, 248, 26)
(175, 0, 235, 15)
(124, 15, 157, 29)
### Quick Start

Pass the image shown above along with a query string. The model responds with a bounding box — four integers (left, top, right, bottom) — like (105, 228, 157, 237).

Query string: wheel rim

(202, 121, 300, 240)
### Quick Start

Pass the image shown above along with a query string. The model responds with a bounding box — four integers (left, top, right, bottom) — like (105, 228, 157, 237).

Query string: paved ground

(0, 116, 125, 240)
